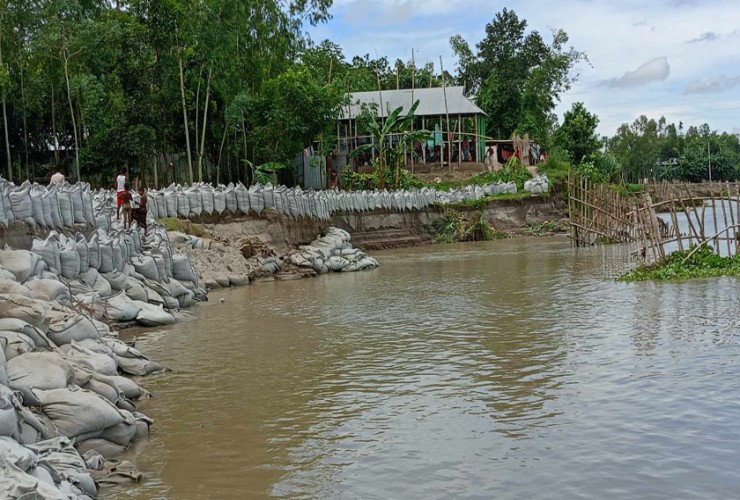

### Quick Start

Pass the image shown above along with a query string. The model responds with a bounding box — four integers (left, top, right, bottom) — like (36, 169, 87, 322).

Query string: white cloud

(685, 75, 740, 94)
(309, 0, 740, 135)
(605, 57, 670, 88)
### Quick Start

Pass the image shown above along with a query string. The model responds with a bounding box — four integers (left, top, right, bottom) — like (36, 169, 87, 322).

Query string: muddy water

(112, 237, 740, 499)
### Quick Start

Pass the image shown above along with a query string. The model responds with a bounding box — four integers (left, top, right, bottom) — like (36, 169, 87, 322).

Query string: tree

(554, 102, 600, 163)
(450, 8, 586, 142)
(350, 100, 430, 189)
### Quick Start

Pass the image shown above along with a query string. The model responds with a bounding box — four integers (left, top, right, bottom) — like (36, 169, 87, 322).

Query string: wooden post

(439, 56, 452, 175)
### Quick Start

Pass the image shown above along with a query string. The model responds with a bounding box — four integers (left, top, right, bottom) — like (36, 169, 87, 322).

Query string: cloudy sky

(306, 0, 740, 136)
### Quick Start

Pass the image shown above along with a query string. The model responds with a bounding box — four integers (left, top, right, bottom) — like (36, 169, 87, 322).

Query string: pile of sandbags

(144, 179, 527, 222)
(287, 227, 379, 274)
(524, 175, 549, 194)
(0, 177, 98, 230)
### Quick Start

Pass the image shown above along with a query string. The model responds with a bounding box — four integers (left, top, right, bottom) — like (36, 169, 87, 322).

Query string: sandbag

(0, 331, 36, 361)
(36, 387, 125, 439)
(7, 352, 75, 405)
(25, 279, 70, 305)
(9, 185, 34, 225)
(133, 300, 175, 326)
(0, 344, 6, 386)
(57, 189, 75, 227)
(104, 291, 141, 322)
(0, 248, 41, 283)
(116, 354, 164, 376)
(46, 311, 100, 346)
(65, 341, 118, 376)
(0, 318, 51, 348)
(0, 278, 33, 298)
(124, 277, 147, 302)
(131, 255, 159, 281)
(0, 386, 21, 439)
(0, 294, 50, 331)
(76, 438, 126, 459)
(0, 436, 38, 472)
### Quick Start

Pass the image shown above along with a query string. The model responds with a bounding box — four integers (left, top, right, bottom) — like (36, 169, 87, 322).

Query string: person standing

(121, 183, 133, 229)
(50, 167, 65, 186)
(132, 186, 148, 236)
(115, 167, 127, 220)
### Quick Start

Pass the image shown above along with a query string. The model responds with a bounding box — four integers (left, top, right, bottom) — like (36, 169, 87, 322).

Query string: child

(132, 185, 148, 236)
(121, 183, 133, 229)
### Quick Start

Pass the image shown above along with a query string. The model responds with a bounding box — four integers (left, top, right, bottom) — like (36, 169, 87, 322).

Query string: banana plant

(350, 99, 431, 189)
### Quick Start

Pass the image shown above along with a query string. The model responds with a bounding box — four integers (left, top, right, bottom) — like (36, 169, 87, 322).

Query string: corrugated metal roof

(339, 86, 486, 120)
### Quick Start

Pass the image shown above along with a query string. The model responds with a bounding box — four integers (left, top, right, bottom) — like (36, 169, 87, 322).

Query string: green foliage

(349, 100, 431, 189)
(553, 102, 601, 163)
(433, 208, 502, 243)
(341, 169, 425, 191)
(620, 245, 740, 281)
(450, 8, 587, 142)
(433, 156, 533, 191)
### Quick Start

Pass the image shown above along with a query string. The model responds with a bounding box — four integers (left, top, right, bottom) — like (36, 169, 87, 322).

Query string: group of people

(115, 168, 148, 235)
(46, 166, 148, 235)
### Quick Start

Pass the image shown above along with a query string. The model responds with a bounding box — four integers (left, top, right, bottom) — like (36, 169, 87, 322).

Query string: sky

(306, 0, 740, 137)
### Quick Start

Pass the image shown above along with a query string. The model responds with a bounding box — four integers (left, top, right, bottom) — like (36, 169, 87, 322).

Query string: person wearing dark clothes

(132, 186, 148, 236)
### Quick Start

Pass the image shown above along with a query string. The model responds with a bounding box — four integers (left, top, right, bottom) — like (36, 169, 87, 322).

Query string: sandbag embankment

(144, 180, 521, 224)
(0, 177, 211, 496)
(287, 227, 379, 274)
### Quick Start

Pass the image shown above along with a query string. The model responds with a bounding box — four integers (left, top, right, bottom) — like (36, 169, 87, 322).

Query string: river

(111, 236, 740, 499)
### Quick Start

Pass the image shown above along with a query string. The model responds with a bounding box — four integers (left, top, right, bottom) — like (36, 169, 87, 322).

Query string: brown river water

(111, 237, 740, 499)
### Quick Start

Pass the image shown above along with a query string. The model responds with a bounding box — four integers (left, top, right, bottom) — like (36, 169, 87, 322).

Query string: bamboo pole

(439, 56, 452, 175)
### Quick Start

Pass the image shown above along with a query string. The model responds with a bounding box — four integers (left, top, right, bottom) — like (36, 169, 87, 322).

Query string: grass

(158, 217, 207, 237)
(620, 244, 740, 281)
(433, 207, 507, 243)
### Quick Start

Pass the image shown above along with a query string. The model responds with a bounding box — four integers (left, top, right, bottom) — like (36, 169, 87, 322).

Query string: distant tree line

(0, 2, 734, 187)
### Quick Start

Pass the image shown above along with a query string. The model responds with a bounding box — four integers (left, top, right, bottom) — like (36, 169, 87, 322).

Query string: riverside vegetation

(620, 245, 740, 281)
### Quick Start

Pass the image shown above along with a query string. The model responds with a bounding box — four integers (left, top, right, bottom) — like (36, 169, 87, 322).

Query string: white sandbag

(176, 189, 190, 218)
(9, 185, 34, 225)
(99, 410, 136, 446)
(0, 248, 41, 283)
(224, 184, 238, 213)
(248, 185, 264, 215)
(69, 184, 86, 224)
(235, 182, 250, 213)
(65, 341, 118, 376)
(200, 186, 214, 215)
(111, 238, 124, 272)
(164, 189, 177, 218)
(35, 387, 125, 439)
(133, 301, 175, 327)
(57, 189, 74, 227)
(0, 318, 51, 348)
(46, 311, 100, 346)
(0, 343, 7, 386)
(0, 331, 36, 361)
(0, 436, 37, 472)
(29, 185, 47, 227)
(0, 294, 50, 331)
(7, 352, 75, 403)
(58, 237, 80, 280)
(0, 278, 33, 298)
(186, 187, 202, 216)
(0, 385, 21, 439)
(81, 185, 96, 226)
(213, 188, 226, 215)
(130, 255, 158, 281)
(86, 234, 100, 271)
(124, 277, 147, 302)
(104, 291, 141, 322)
(75, 233, 89, 275)
(101, 271, 127, 292)
(116, 355, 164, 376)
(76, 438, 126, 459)
(25, 279, 70, 304)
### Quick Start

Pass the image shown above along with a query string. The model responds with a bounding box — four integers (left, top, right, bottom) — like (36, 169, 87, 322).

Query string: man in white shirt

(50, 168, 65, 186)
(116, 167, 127, 220)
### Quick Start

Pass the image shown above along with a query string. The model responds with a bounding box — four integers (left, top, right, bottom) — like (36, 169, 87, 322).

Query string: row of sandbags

(524, 175, 550, 195)
(287, 227, 379, 274)
(0, 435, 137, 499)
(0, 178, 107, 230)
(144, 181, 520, 222)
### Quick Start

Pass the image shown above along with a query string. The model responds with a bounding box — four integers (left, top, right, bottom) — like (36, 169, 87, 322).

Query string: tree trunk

(51, 80, 59, 168)
(194, 63, 203, 165)
(62, 49, 81, 183)
(20, 67, 29, 178)
(0, 27, 11, 180)
(197, 64, 212, 183)
(178, 50, 194, 184)
(216, 118, 229, 185)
